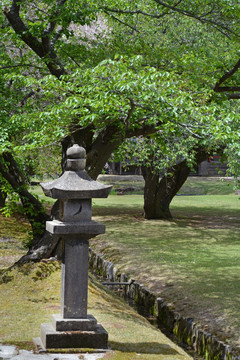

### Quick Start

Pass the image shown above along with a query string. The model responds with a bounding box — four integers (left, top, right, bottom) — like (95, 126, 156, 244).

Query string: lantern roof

(41, 145, 112, 199)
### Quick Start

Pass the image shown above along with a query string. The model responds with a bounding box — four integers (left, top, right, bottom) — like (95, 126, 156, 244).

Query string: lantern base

(52, 314, 97, 331)
(35, 317, 108, 349)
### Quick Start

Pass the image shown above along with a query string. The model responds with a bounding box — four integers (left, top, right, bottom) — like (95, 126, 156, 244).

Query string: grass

(90, 190, 240, 347)
(0, 214, 30, 269)
(31, 176, 236, 199)
(177, 177, 235, 195)
(0, 262, 191, 360)
(97, 175, 235, 195)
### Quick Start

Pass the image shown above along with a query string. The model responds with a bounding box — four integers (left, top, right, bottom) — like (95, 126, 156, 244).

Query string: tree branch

(41, 0, 68, 51)
(51, 27, 64, 46)
(103, 0, 235, 38)
(214, 58, 240, 92)
(124, 98, 135, 126)
(151, 0, 239, 38)
(4, 0, 67, 78)
(61, 49, 81, 68)
(227, 93, 240, 100)
(1, 152, 27, 187)
(0, 64, 44, 70)
(104, 10, 140, 33)
(214, 86, 240, 93)
(19, 89, 41, 107)
(4, 0, 45, 58)
(102, 6, 168, 19)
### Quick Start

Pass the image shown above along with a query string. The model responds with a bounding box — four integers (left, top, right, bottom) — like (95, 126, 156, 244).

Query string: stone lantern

(34, 144, 111, 350)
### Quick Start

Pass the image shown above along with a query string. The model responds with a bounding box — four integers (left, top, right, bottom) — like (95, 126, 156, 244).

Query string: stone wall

(89, 248, 240, 360)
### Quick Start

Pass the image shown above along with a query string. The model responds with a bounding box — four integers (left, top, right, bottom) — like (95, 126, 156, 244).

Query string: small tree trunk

(0, 189, 7, 208)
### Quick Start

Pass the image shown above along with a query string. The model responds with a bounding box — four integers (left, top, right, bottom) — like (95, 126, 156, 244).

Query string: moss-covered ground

(0, 214, 191, 359)
(0, 214, 30, 269)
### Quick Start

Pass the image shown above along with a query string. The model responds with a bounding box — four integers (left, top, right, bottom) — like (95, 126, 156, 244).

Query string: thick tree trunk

(142, 149, 208, 219)
(142, 160, 191, 219)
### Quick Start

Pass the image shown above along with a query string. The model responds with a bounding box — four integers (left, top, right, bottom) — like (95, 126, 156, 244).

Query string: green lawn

(97, 175, 236, 195)
(90, 191, 240, 347)
(177, 177, 235, 195)
(31, 176, 236, 198)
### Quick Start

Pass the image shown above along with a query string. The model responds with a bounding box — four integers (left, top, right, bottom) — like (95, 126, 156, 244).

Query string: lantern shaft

(61, 237, 89, 318)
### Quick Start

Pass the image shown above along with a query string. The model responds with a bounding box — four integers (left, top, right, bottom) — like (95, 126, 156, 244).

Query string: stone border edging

(89, 248, 240, 360)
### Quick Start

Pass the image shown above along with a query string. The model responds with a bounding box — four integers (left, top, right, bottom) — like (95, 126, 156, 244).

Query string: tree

(1, 0, 240, 260)
(115, 126, 217, 219)
(102, 0, 240, 218)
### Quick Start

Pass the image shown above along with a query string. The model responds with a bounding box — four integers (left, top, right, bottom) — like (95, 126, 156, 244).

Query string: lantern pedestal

(34, 220, 108, 350)
(52, 314, 97, 331)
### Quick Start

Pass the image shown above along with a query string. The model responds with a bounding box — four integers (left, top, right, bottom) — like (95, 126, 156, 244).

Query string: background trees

(102, 0, 240, 218)
(1, 0, 240, 260)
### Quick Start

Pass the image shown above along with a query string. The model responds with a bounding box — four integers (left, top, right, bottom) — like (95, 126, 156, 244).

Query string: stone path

(0, 345, 105, 360)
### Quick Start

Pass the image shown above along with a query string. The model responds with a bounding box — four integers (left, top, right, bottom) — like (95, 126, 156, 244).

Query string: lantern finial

(66, 144, 86, 171)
